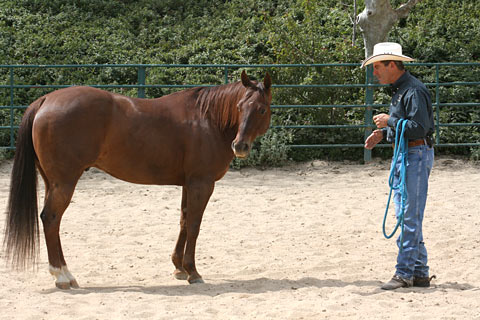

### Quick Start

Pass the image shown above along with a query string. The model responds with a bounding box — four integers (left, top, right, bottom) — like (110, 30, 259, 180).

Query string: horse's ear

(263, 72, 272, 91)
(241, 70, 253, 88)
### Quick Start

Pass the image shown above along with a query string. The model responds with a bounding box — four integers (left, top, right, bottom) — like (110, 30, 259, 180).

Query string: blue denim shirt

(382, 71, 434, 143)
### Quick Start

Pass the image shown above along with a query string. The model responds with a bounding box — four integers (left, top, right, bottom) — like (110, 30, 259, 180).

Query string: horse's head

(231, 70, 272, 159)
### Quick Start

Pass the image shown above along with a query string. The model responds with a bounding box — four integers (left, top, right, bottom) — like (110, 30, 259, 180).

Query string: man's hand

(373, 113, 389, 129)
(364, 129, 383, 150)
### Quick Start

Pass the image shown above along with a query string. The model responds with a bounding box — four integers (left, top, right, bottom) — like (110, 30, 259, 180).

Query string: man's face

(373, 61, 394, 84)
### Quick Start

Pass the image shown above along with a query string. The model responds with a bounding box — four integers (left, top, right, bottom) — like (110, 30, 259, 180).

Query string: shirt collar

(391, 71, 410, 94)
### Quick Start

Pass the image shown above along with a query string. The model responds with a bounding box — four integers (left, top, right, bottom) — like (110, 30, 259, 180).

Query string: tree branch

(352, 0, 357, 46)
(356, 0, 422, 57)
(395, 0, 423, 19)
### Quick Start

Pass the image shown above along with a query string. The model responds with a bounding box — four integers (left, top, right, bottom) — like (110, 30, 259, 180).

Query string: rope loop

(382, 119, 409, 250)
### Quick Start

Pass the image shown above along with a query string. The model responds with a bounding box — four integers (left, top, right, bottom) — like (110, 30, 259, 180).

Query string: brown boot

(413, 275, 436, 287)
(381, 275, 413, 290)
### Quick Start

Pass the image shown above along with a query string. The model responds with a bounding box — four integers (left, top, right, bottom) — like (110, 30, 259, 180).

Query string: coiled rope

(382, 119, 408, 251)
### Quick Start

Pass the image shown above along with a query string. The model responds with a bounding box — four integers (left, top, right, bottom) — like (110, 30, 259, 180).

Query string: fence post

(137, 66, 146, 98)
(9, 67, 15, 149)
(435, 64, 441, 145)
(224, 66, 229, 84)
(363, 65, 374, 162)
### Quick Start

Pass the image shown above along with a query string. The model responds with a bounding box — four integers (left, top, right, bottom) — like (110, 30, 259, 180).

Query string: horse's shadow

(41, 277, 479, 296)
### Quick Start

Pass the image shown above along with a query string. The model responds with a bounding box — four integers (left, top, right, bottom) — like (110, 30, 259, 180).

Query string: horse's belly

(95, 153, 185, 186)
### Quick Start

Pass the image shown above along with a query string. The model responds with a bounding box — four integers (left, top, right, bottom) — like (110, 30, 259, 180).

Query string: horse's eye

(260, 108, 266, 115)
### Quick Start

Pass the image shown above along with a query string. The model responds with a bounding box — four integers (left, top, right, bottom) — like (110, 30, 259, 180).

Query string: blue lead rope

(382, 119, 408, 251)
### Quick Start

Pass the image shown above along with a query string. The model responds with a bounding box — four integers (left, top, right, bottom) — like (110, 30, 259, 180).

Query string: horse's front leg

(172, 187, 188, 280)
(181, 180, 214, 284)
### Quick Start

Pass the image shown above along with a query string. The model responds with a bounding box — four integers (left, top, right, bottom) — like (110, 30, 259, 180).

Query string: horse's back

(31, 86, 198, 185)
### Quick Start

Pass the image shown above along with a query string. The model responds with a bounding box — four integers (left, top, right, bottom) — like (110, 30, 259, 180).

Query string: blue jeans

(392, 144, 434, 279)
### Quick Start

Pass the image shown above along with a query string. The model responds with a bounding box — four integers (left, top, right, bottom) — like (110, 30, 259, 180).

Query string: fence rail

(1, 63, 479, 161)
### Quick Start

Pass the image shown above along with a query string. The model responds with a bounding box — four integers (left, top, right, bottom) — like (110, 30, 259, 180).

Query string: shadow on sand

(40, 276, 478, 297)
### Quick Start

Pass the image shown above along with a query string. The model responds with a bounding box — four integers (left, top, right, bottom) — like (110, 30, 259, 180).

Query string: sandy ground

(0, 157, 479, 320)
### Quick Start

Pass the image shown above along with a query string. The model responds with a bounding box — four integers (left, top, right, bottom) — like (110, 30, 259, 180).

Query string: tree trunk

(356, 0, 422, 57)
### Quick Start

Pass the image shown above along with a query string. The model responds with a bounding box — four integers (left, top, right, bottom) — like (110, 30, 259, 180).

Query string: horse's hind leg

(172, 187, 188, 280)
(40, 181, 79, 289)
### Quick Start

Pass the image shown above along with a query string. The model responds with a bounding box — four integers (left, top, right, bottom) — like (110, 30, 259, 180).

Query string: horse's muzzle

(231, 141, 251, 158)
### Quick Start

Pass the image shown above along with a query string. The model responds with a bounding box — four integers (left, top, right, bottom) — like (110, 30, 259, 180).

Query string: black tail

(3, 97, 44, 269)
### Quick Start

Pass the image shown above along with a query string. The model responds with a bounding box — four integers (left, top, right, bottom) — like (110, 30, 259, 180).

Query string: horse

(3, 70, 272, 289)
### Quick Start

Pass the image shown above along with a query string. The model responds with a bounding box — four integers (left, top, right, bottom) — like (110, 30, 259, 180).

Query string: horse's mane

(194, 81, 247, 130)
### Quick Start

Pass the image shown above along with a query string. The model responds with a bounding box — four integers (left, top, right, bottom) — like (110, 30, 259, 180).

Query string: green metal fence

(1, 63, 479, 162)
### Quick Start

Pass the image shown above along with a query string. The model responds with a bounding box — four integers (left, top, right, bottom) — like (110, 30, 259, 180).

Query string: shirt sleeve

(395, 88, 431, 139)
(387, 114, 398, 130)
(382, 127, 387, 139)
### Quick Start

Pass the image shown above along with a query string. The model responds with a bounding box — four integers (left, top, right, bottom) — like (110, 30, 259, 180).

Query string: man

(362, 42, 435, 290)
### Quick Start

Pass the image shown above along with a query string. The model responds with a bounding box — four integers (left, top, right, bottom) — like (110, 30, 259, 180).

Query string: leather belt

(392, 138, 426, 148)
(407, 139, 426, 147)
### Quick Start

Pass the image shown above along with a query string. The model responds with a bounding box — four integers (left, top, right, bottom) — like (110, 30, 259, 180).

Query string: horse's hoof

(55, 282, 71, 290)
(188, 277, 205, 284)
(70, 279, 80, 289)
(173, 269, 188, 280)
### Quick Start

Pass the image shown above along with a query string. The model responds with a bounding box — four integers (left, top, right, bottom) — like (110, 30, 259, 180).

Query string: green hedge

(1, 0, 479, 165)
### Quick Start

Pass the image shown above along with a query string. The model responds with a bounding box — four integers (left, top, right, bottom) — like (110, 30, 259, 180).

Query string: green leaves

(1, 0, 479, 163)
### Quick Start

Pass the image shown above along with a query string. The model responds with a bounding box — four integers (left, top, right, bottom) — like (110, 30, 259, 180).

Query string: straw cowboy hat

(361, 42, 414, 68)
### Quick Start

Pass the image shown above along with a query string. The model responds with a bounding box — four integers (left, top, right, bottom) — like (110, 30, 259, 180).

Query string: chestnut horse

(4, 71, 272, 289)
